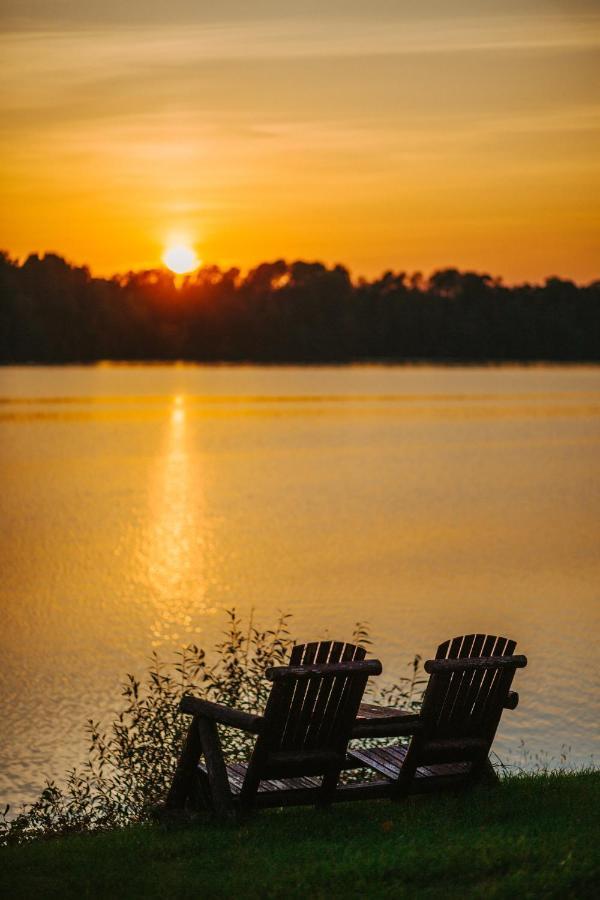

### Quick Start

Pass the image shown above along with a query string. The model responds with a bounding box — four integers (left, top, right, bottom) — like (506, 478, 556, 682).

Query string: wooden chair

(166, 640, 382, 820)
(347, 634, 527, 798)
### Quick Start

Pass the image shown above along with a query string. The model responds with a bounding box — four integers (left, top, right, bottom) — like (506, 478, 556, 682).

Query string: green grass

(1, 772, 598, 899)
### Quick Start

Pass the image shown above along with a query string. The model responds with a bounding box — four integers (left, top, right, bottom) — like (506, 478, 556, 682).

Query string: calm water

(1, 365, 599, 808)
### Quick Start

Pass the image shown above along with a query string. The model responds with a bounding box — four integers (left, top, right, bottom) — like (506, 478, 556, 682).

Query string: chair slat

(280, 642, 318, 750)
(434, 635, 463, 729)
(289, 644, 306, 665)
(287, 641, 333, 749)
(450, 632, 486, 729)
(438, 633, 476, 735)
(318, 643, 366, 748)
(471, 635, 508, 723)
(435, 638, 450, 660)
(455, 633, 498, 732)
(303, 641, 345, 749)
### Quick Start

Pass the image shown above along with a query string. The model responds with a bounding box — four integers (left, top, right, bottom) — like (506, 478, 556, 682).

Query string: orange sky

(1, 1, 599, 282)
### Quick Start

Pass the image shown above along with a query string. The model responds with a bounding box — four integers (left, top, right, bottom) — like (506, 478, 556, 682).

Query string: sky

(1, 1, 599, 281)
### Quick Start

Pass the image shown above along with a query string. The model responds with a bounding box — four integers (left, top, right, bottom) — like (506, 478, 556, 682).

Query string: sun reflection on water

(144, 394, 214, 646)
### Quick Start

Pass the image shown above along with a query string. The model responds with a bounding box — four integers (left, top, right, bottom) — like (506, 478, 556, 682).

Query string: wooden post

(165, 715, 203, 810)
(196, 717, 236, 822)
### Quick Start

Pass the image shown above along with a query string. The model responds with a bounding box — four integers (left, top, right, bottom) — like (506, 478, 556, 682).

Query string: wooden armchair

(166, 640, 382, 820)
(347, 633, 527, 797)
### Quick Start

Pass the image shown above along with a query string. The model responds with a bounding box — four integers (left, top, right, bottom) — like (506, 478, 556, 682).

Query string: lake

(1, 364, 598, 808)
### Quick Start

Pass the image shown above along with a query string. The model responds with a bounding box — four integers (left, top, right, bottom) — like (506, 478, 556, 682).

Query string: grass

(1, 772, 598, 899)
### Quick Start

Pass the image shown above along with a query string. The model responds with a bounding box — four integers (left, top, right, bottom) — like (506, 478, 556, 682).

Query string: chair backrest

(241, 642, 381, 799)
(289, 640, 366, 667)
(401, 634, 527, 782)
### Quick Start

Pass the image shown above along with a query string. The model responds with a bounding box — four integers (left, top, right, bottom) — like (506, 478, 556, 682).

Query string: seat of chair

(198, 760, 322, 795)
(356, 703, 419, 722)
(352, 703, 422, 738)
(348, 746, 471, 781)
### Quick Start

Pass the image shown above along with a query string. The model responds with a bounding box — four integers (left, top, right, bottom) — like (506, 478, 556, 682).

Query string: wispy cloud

(3, 13, 600, 89)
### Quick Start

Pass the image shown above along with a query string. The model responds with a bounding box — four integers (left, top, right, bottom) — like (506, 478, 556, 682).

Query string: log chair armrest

(266, 659, 382, 680)
(424, 655, 527, 674)
(179, 695, 263, 734)
(504, 690, 519, 710)
(351, 715, 423, 739)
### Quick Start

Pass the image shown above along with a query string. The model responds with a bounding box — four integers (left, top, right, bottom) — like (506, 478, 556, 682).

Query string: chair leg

(390, 750, 418, 802)
(165, 715, 203, 810)
(390, 769, 415, 802)
(196, 717, 237, 823)
(239, 769, 260, 815)
(188, 768, 213, 813)
(317, 768, 341, 807)
(467, 754, 497, 788)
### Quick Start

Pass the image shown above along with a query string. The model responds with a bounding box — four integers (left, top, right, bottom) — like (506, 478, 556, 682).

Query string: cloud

(2, 11, 600, 85)
(2, 1, 599, 30)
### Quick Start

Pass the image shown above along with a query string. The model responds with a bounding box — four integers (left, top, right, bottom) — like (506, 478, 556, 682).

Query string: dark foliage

(1, 252, 598, 362)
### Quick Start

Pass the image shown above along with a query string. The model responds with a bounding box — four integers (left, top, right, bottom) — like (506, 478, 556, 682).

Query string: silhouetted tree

(0, 252, 597, 363)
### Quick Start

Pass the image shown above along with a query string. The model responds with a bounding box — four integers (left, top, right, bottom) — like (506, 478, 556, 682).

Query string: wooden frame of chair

(165, 640, 381, 820)
(347, 634, 527, 799)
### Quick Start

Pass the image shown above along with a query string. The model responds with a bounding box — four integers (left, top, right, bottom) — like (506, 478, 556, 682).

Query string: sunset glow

(163, 244, 200, 275)
(1, 2, 599, 281)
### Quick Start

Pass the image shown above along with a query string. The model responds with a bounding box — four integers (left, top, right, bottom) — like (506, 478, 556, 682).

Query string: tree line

(0, 251, 598, 363)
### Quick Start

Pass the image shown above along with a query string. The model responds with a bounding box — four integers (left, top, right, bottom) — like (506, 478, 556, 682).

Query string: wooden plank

(285, 641, 332, 749)
(456, 633, 497, 730)
(419, 666, 452, 733)
(303, 641, 344, 749)
(289, 641, 358, 666)
(180, 695, 263, 733)
(319, 646, 370, 804)
(289, 643, 306, 665)
(335, 676, 370, 752)
(433, 634, 463, 728)
(438, 634, 475, 734)
(451, 633, 486, 728)
(165, 714, 204, 809)
(351, 718, 422, 738)
(279, 641, 318, 750)
(351, 745, 469, 783)
(331, 781, 393, 803)
(435, 638, 451, 660)
(357, 703, 416, 721)
(470, 636, 508, 723)
(424, 654, 526, 674)
(199, 760, 246, 793)
(317, 644, 366, 748)
(372, 748, 404, 779)
(332, 667, 369, 745)
(256, 774, 321, 793)
(240, 677, 293, 804)
(482, 664, 518, 739)
(320, 646, 369, 805)
(426, 762, 470, 776)
(226, 769, 244, 794)
(196, 717, 236, 821)
(266, 659, 381, 680)
(348, 746, 406, 780)
(296, 775, 321, 788)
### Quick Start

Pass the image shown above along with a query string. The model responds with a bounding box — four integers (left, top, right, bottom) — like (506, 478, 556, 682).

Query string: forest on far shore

(1, 251, 598, 363)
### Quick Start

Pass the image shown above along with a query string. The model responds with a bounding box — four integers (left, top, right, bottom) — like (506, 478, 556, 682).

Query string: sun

(163, 243, 200, 274)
